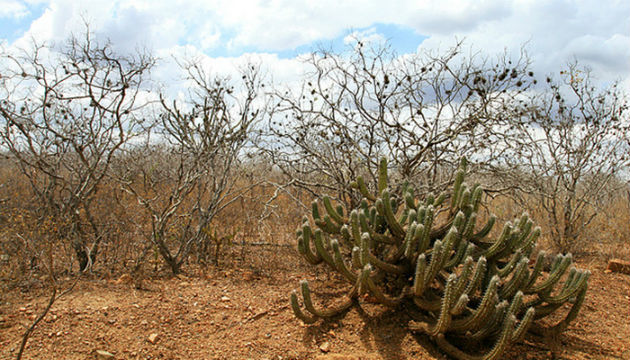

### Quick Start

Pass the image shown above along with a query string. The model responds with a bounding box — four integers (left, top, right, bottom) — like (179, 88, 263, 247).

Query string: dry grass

(1, 161, 628, 285)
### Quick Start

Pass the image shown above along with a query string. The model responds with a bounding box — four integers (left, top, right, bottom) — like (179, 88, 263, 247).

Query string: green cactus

(290, 157, 590, 360)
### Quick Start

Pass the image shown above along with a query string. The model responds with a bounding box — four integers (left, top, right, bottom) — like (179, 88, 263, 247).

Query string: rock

(606, 259, 630, 274)
(221, 296, 230, 302)
(147, 332, 159, 344)
(319, 341, 331, 353)
(94, 349, 115, 359)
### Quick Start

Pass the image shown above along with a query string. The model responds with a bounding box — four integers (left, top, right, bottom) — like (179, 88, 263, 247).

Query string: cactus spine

(290, 158, 589, 359)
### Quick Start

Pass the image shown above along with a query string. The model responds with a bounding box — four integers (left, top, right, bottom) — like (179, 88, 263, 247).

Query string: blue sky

(0, 1, 46, 42)
(0, 0, 628, 90)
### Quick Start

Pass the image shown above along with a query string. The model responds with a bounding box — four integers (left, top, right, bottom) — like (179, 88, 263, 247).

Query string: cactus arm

(468, 301, 509, 342)
(458, 188, 472, 213)
(526, 254, 572, 294)
(499, 258, 530, 299)
(298, 224, 323, 265)
(404, 222, 419, 260)
(470, 215, 496, 244)
(539, 270, 590, 305)
(351, 246, 362, 269)
(405, 191, 416, 209)
(349, 210, 362, 246)
(451, 169, 466, 209)
(298, 236, 323, 265)
(439, 228, 460, 267)
(525, 251, 546, 288)
(494, 250, 523, 278)
(471, 185, 483, 213)
(461, 212, 477, 239)
(353, 176, 376, 201)
(464, 256, 487, 295)
(359, 233, 406, 274)
(299, 280, 355, 318)
(323, 196, 345, 224)
(419, 205, 435, 251)
(315, 214, 342, 234)
(339, 225, 353, 247)
(516, 226, 540, 255)
(436, 312, 515, 360)
(445, 239, 474, 269)
(377, 157, 388, 195)
(377, 190, 405, 238)
(409, 274, 458, 336)
(359, 211, 396, 244)
(331, 239, 358, 282)
(368, 252, 406, 274)
(423, 240, 445, 288)
(451, 294, 470, 316)
(413, 254, 427, 296)
(416, 206, 426, 225)
(434, 192, 447, 207)
(360, 264, 409, 307)
(413, 296, 442, 312)
(511, 307, 535, 343)
(531, 285, 588, 336)
(483, 223, 512, 259)
(452, 256, 475, 298)
(290, 290, 319, 324)
(312, 229, 336, 268)
(451, 275, 500, 332)
(311, 200, 321, 221)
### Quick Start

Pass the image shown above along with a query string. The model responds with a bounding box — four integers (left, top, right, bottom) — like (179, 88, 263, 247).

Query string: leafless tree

(0, 30, 155, 271)
(488, 63, 629, 253)
(114, 59, 264, 274)
(259, 39, 535, 208)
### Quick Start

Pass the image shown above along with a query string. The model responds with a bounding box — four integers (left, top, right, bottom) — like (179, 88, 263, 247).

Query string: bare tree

(0, 30, 155, 271)
(259, 39, 534, 208)
(489, 63, 629, 253)
(115, 59, 264, 274)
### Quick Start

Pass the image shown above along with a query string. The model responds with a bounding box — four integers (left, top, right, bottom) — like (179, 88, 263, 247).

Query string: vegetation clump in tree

(290, 157, 590, 360)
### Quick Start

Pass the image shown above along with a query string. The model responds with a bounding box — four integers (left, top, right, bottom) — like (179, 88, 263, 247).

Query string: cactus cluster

(290, 158, 590, 360)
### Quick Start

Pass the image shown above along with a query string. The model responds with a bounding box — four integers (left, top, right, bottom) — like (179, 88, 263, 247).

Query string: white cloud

(3, 0, 628, 91)
(0, 0, 30, 19)
(343, 28, 386, 46)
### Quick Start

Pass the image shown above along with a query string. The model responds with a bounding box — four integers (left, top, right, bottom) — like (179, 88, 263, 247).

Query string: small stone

(221, 296, 230, 302)
(147, 332, 159, 344)
(606, 259, 630, 274)
(95, 349, 115, 359)
(319, 341, 331, 353)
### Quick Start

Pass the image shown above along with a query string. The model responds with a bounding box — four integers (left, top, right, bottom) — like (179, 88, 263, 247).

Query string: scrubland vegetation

(0, 31, 628, 359)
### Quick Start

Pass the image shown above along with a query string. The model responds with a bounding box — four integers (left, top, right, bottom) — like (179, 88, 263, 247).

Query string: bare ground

(1, 252, 628, 360)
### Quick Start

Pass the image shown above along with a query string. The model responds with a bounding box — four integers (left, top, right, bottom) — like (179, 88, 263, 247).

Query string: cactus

(290, 158, 590, 360)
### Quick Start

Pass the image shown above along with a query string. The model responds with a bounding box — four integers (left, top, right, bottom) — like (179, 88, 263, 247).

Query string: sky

(0, 0, 629, 91)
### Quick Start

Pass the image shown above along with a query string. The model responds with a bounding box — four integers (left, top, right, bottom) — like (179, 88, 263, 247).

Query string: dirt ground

(1, 250, 629, 360)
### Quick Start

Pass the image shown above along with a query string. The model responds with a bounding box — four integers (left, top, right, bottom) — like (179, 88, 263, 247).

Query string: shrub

(290, 157, 590, 360)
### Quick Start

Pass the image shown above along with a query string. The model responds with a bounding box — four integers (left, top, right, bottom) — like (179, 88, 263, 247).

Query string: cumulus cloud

(0, 0, 30, 19)
(2, 0, 628, 90)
